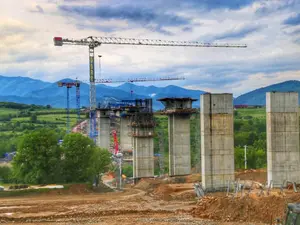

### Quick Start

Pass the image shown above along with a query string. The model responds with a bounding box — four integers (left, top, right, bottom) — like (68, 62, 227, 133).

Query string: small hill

(234, 80, 300, 105)
(0, 75, 51, 96)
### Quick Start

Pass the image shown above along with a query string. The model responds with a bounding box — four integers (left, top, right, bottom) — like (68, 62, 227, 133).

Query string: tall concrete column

(266, 92, 300, 187)
(201, 93, 234, 191)
(120, 116, 132, 151)
(158, 98, 196, 176)
(97, 109, 110, 150)
(168, 114, 191, 176)
(132, 126, 154, 178)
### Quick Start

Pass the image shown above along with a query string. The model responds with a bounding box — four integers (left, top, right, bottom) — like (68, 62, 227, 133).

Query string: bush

(0, 166, 13, 183)
(122, 164, 133, 177)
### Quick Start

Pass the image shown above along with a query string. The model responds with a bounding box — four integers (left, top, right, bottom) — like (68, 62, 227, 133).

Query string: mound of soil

(191, 193, 300, 223)
(185, 174, 201, 183)
(93, 182, 114, 193)
(153, 184, 174, 200)
(46, 184, 92, 195)
(235, 169, 267, 184)
(134, 179, 161, 192)
(172, 190, 196, 200)
(152, 184, 196, 201)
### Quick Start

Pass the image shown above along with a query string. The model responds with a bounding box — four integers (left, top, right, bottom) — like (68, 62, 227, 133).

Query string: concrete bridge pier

(200, 93, 234, 191)
(266, 92, 300, 187)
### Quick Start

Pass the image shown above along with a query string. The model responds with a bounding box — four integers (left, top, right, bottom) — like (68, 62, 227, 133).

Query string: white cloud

(0, 0, 299, 97)
(185, 70, 300, 97)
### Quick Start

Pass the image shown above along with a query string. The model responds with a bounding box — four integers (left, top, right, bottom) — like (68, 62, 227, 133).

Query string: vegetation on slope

(0, 102, 269, 181)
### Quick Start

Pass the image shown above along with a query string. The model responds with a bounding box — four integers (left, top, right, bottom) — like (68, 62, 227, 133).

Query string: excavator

(277, 203, 300, 225)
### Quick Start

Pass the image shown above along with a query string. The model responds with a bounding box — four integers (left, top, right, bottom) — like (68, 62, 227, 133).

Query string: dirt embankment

(134, 178, 196, 201)
(235, 169, 267, 184)
(192, 193, 300, 223)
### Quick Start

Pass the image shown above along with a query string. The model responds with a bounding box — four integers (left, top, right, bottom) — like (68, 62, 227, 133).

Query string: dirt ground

(0, 169, 293, 225)
(235, 169, 267, 184)
(0, 187, 238, 225)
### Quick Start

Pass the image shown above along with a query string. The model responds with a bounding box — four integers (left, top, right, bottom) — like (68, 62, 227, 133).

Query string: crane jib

(53, 36, 247, 48)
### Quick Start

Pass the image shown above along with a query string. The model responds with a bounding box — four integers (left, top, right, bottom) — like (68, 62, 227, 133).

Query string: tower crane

(53, 36, 247, 142)
(77, 76, 185, 84)
(57, 81, 81, 133)
(94, 76, 185, 84)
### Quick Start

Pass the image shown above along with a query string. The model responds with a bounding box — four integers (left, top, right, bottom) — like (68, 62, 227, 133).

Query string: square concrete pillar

(132, 127, 154, 178)
(168, 114, 191, 176)
(200, 93, 234, 191)
(120, 116, 132, 151)
(266, 92, 300, 187)
(158, 98, 196, 176)
(97, 109, 110, 150)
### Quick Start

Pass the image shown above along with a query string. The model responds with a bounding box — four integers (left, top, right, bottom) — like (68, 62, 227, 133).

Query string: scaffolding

(130, 99, 155, 137)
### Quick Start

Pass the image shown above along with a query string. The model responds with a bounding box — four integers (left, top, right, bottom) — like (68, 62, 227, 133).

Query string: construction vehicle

(276, 203, 300, 225)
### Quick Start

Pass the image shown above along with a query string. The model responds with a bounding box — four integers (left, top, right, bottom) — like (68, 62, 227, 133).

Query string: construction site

(1, 36, 300, 225)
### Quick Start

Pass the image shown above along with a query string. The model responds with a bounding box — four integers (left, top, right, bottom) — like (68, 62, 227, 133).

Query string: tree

(234, 147, 245, 169)
(122, 164, 133, 177)
(90, 147, 112, 186)
(0, 166, 12, 183)
(12, 128, 62, 184)
(30, 114, 37, 123)
(61, 133, 108, 183)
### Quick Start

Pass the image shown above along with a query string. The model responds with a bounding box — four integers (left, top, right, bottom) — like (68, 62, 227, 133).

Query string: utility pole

(244, 145, 247, 170)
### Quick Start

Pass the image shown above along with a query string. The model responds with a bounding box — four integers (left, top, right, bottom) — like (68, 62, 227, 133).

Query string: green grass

(0, 187, 51, 197)
(236, 108, 266, 119)
(11, 114, 79, 126)
(11, 117, 30, 122)
(0, 108, 19, 116)
(0, 183, 92, 198)
(38, 114, 77, 122)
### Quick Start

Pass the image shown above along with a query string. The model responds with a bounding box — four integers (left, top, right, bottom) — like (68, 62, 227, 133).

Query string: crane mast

(53, 36, 246, 142)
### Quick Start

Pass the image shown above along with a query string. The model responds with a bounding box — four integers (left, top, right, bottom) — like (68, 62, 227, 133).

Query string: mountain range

(0, 75, 205, 110)
(1, 75, 300, 109)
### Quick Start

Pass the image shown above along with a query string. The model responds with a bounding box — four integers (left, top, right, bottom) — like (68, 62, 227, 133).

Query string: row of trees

(153, 113, 267, 172)
(0, 102, 48, 110)
(4, 129, 111, 184)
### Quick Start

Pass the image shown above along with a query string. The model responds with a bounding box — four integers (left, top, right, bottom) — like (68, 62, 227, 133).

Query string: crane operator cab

(278, 203, 300, 225)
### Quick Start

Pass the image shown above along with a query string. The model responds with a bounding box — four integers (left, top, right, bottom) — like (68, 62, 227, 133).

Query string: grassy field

(236, 108, 265, 119)
(0, 108, 19, 116)
(0, 105, 85, 156)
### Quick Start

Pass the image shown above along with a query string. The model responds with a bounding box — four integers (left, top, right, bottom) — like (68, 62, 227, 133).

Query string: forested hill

(234, 80, 300, 105)
(2, 76, 300, 107)
(0, 76, 204, 110)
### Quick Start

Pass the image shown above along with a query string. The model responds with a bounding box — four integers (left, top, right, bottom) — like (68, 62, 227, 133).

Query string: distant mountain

(117, 83, 204, 109)
(3, 75, 300, 109)
(0, 75, 51, 96)
(0, 76, 204, 110)
(234, 80, 300, 105)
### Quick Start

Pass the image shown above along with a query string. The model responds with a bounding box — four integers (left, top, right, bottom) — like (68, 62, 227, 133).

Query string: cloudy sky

(1, 0, 300, 96)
